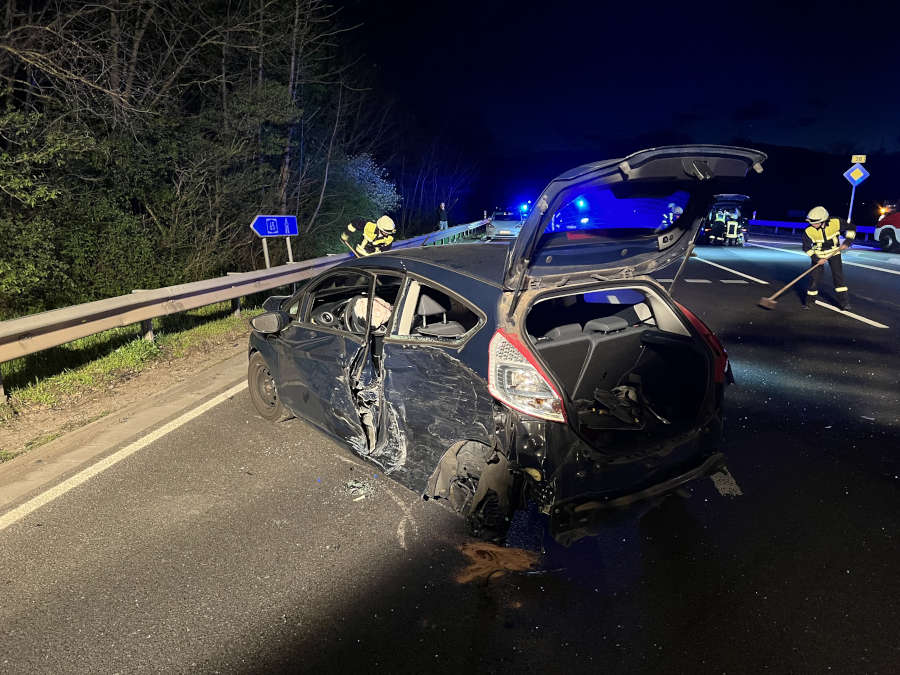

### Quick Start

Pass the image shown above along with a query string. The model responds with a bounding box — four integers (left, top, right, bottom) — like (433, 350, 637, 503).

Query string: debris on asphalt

(344, 478, 376, 501)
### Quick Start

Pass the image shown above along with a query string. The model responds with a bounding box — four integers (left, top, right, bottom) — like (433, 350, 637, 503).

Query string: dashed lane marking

(748, 242, 900, 277)
(692, 256, 770, 284)
(720, 279, 749, 284)
(0, 381, 249, 533)
(684, 278, 712, 283)
(814, 301, 889, 329)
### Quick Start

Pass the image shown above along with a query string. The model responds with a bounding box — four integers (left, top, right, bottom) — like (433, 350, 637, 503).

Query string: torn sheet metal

(378, 343, 495, 492)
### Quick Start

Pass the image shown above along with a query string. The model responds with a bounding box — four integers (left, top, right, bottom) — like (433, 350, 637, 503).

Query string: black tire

(248, 352, 293, 422)
(879, 229, 898, 252)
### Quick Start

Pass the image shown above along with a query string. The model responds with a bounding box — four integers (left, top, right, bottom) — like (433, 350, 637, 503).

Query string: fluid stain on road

(455, 542, 539, 583)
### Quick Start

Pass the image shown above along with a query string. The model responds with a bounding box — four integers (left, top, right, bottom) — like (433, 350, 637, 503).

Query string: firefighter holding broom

(341, 215, 396, 257)
(801, 206, 855, 310)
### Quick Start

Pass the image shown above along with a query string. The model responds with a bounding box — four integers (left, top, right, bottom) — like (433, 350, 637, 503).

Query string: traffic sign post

(842, 163, 870, 223)
(250, 215, 299, 269)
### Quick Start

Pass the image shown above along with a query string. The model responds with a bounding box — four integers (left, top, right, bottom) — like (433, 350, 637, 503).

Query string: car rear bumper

(547, 450, 725, 545)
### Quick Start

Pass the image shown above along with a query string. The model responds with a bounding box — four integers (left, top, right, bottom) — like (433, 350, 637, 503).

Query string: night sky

(343, 0, 900, 213)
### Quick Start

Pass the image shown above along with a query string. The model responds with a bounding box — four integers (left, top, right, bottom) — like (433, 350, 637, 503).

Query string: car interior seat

(415, 294, 465, 338)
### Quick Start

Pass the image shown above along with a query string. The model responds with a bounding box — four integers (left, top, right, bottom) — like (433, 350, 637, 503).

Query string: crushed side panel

(379, 343, 494, 493)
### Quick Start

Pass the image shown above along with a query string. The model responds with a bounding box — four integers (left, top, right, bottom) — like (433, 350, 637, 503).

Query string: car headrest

(633, 302, 652, 322)
(417, 293, 448, 316)
(584, 316, 628, 334)
(543, 323, 582, 340)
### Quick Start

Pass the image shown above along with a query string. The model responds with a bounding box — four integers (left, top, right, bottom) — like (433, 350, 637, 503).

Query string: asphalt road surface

(1, 236, 898, 674)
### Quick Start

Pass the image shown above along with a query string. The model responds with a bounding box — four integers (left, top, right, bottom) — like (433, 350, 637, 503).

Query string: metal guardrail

(0, 219, 489, 396)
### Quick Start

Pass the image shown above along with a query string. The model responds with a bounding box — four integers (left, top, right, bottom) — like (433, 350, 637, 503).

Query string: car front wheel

(248, 352, 293, 422)
(879, 229, 898, 252)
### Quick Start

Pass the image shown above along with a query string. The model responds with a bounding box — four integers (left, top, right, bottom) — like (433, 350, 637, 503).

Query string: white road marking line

(0, 381, 249, 533)
(655, 278, 674, 283)
(720, 279, 749, 284)
(684, 278, 712, 283)
(711, 467, 743, 496)
(748, 242, 900, 277)
(336, 454, 418, 550)
(814, 301, 889, 328)
(692, 256, 770, 284)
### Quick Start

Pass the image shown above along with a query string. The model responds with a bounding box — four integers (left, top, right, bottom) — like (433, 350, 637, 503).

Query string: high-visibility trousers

(807, 254, 848, 299)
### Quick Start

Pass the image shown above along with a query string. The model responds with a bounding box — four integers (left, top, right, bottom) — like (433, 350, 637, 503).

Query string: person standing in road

(438, 202, 448, 230)
(801, 206, 855, 310)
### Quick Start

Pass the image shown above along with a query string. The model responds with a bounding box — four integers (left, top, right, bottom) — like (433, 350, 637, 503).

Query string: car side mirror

(251, 311, 291, 335)
(261, 295, 290, 311)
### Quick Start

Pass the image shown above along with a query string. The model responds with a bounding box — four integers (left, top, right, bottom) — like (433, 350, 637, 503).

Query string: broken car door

(372, 275, 496, 492)
(271, 270, 373, 452)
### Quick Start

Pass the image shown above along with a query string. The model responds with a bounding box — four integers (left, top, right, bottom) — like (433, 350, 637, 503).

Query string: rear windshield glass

(540, 182, 694, 247)
(492, 212, 519, 221)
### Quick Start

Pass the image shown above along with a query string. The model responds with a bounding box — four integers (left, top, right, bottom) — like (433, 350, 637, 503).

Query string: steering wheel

(343, 295, 368, 334)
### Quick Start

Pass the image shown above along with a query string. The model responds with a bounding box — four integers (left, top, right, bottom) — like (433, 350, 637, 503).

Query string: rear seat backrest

(572, 327, 646, 399)
(534, 325, 648, 399)
(543, 323, 582, 340)
(584, 316, 628, 334)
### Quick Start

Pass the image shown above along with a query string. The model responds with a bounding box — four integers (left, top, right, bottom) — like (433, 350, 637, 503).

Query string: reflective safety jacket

(341, 219, 394, 256)
(802, 217, 855, 260)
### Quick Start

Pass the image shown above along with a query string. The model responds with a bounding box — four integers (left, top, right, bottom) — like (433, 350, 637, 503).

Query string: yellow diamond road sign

(851, 154, 866, 163)
(843, 163, 869, 187)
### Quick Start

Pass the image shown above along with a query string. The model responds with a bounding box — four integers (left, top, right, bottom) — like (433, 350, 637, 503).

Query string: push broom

(758, 263, 823, 309)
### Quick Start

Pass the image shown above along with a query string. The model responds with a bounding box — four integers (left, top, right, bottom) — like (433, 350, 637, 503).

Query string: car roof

(353, 242, 511, 286)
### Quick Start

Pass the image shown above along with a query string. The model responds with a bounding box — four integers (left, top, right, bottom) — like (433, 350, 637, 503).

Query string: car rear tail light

(488, 330, 566, 422)
(675, 302, 728, 383)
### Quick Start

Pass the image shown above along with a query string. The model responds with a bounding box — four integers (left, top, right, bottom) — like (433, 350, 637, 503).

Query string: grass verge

(0, 301, 262, 424)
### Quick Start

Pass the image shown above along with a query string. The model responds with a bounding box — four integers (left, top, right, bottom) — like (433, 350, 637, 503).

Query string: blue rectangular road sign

(251, 215, 298, 237)
(843, 163, 870, 186)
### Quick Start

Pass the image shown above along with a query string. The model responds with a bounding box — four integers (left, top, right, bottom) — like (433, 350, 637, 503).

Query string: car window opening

(526, 287, 709, 454)
(544, 183, 692, 241)
(396, 282, 480, 341)
(305, 272, 402, 336)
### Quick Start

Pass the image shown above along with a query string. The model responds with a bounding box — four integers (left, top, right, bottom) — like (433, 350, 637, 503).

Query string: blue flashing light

(520, 203, 529, 212)
(576, 198, 586, 209)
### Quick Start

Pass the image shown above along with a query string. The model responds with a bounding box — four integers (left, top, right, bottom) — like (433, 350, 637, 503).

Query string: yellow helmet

(376, 215, 396, 233)
(806, 206, 829, 224)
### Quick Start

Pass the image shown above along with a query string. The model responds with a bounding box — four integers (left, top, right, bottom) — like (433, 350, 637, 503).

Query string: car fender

(248, 332, 276, 367)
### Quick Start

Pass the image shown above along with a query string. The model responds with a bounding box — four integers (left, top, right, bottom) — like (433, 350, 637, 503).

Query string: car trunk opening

(524, 284, 711, 454)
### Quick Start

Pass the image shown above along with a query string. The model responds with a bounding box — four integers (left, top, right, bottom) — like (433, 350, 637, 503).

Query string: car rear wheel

(879, 229, 898, 252)
(248, 352, 293, 422)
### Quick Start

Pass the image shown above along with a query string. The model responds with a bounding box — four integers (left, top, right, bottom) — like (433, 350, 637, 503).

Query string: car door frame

(367, 270, 495, 491)
(270, 267, 376, 451)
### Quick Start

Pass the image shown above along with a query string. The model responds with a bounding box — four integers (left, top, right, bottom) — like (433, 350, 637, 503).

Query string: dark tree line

(0, 0, 476, 318)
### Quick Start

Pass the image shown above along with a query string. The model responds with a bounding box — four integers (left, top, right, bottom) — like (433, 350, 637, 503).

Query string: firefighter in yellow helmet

(341, 215, 396, 257)
(801, 206, 855, 310)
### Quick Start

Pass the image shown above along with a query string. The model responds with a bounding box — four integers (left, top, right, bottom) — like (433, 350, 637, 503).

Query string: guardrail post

(141, 319, 154, 342)
(231, 297, 241, 316)
(0, 368, 6, 399)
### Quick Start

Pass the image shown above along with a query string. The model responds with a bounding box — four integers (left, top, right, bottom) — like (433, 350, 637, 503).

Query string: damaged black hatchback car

(247, 145, 766, 545)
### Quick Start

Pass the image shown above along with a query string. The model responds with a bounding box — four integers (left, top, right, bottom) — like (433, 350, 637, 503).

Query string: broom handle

(768, 263, 820, 301)
(341, 238, 362, 258)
